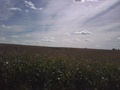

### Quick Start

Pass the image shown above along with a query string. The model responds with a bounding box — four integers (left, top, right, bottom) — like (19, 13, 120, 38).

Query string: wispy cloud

(65, 33, 71, 36)
(74, 30, 92, 35)
(0, 0, 120, 49)
(25, 34, 31, 37)
(11, 35, 19, 38)
(73, 0, 98, 3)
(24, 0, 42, 10)
(0, 0, 15, 21)
(1, 24, 11, 29)
(40, 0, 118, 35)
(42, 37, 56, 42)
(10, 7, 22, 11)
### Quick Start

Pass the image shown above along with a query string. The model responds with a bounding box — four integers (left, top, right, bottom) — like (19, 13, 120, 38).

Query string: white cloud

(10, 7, 22, 11)
(26, 34, 31, 37)
(65, 33, 71, 35)
(73, 0, 84, 3)
(73, 0, 98, 3)
(1, 24, 11, 29)
(74, 30, 92, 35)
(87, 0, 98, 2)
(24, 0, 42, 10)
(11, 35, 19, 38)
(42, 37, 56, 42)
(24, 0, 36, 9)
(38, 8, 43, 10)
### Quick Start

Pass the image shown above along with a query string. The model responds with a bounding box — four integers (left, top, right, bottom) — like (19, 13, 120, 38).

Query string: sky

(0, 0, 120, 49)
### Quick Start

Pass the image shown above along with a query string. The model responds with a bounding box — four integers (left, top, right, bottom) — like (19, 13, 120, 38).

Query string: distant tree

(112, 48, 115, 50)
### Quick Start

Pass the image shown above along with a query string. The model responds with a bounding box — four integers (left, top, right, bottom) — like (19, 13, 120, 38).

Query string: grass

(0, 43, 120, 90)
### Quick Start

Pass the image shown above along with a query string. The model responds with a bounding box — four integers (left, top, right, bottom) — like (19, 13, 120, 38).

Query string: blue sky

(0, 0, 120, 49)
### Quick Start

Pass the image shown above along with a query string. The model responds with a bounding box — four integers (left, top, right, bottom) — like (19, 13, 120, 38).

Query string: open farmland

(0, 43, 120, 90)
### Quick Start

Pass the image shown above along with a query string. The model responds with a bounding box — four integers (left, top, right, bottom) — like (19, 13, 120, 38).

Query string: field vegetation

(0, 44, 120, 90)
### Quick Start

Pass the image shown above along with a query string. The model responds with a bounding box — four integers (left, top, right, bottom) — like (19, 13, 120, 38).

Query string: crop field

(0, 43, 120, 90)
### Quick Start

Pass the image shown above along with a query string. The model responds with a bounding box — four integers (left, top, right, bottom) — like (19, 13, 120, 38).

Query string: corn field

(0, 44, 120, 90)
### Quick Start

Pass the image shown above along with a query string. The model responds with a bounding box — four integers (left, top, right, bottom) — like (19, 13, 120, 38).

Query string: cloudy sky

(0, 0, 120, 49)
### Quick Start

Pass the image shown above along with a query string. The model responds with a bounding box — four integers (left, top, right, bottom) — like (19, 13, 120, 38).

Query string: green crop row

(0, 57, 120, 90)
